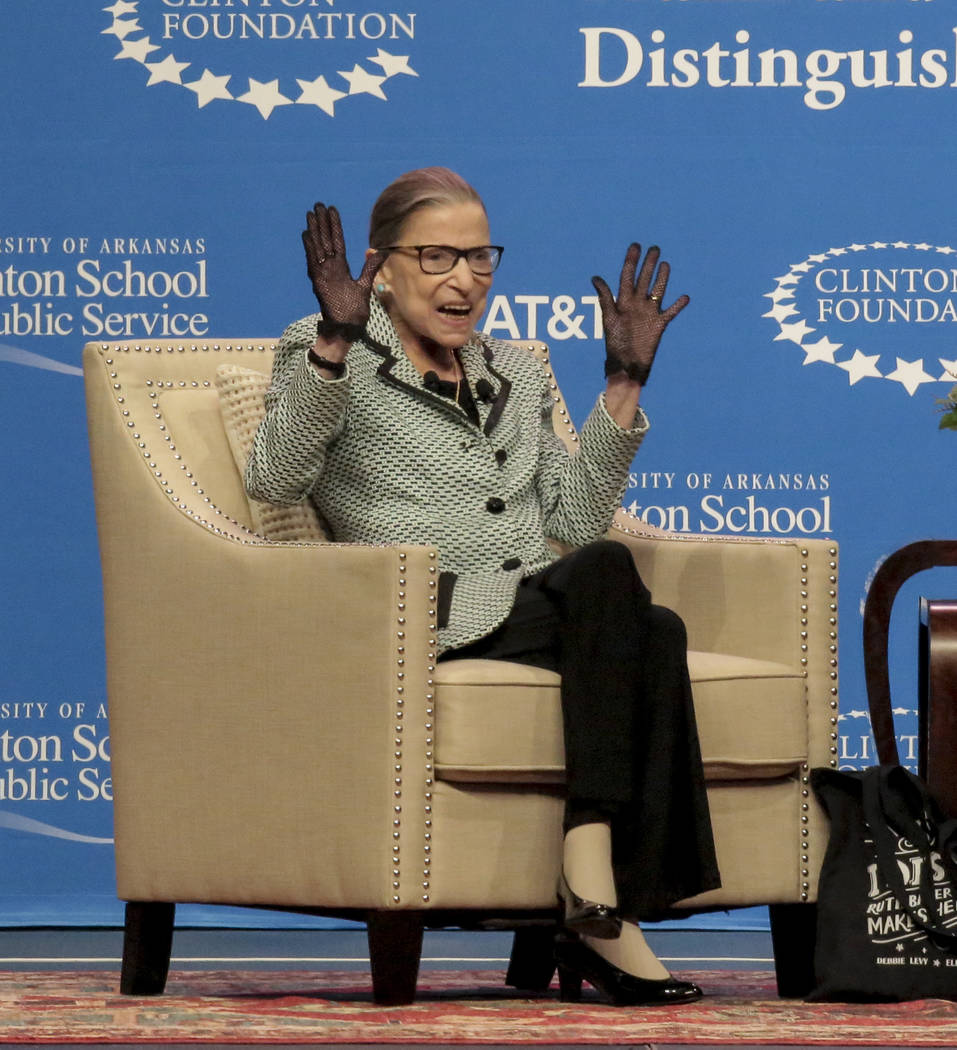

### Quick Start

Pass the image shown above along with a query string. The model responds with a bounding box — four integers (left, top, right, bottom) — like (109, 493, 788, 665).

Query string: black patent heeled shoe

(555, 934, 703, 1007)
(557, 871, 622, 939)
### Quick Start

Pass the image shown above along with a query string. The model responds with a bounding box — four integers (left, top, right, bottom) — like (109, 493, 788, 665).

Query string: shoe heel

(557, 964, 583, 1003)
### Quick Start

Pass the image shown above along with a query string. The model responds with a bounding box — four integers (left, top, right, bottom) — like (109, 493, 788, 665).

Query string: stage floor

(0, 930, 932, 1050)
(0, 926, 774, 972)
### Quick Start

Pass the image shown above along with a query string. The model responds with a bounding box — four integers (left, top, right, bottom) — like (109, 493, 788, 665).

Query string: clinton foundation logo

(764, 241, 957, 398)
(102, 0, 419, 119)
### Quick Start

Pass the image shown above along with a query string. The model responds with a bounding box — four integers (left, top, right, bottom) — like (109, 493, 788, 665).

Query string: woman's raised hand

(302, 203, 385, 341)
(591, 244, 689, 386)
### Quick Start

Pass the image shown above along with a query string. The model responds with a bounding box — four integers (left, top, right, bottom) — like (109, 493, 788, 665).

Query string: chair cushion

(215, 364, 329, 542)
(433, 654, 807, 784)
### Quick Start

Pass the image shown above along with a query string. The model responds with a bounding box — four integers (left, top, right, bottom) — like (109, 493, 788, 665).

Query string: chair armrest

(609, 512, 840, 899)
(85, 339, 440, 908)
(610, 508, 838, 667)
(609, 510, 840, 776)
(101, 505, 438, 910)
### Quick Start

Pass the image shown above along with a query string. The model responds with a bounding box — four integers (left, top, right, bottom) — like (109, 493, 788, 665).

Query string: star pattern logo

(103, 1, 418, 119)
(838, 350, 883, 386)
(764, 241, 957, 397)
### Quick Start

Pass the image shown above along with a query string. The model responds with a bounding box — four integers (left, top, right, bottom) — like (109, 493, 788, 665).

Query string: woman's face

(374, 200, 493, 351)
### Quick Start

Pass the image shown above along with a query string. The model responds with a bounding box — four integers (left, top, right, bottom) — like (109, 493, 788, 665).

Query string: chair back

(84, 337, 579, 548)
(84, 340, 277, 545)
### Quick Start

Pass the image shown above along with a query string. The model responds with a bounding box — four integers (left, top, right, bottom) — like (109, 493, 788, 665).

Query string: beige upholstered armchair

(84, 337, 839, 1004)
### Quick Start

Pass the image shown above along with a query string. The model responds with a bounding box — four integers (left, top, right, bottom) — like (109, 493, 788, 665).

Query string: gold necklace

(450, 349, 462, 405)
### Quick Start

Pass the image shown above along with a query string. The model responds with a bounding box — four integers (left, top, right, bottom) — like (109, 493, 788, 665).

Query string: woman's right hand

(302, 202, 385, 341)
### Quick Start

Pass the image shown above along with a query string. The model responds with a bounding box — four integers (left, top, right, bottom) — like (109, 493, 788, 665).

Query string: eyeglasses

(385, 244, 504, 275)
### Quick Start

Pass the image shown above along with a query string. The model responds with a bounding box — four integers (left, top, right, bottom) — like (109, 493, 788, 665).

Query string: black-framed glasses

(385, 244, 504, 275)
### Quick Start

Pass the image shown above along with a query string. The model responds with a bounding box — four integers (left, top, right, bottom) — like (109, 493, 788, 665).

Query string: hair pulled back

(369, 167, 486, 249)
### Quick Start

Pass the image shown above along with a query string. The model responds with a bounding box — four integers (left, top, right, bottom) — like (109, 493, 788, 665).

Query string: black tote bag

(809, 764, 957, 1002)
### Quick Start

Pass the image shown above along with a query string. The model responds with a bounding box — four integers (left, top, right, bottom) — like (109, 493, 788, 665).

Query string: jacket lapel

(362, 299, 511, 433)
(474, 341, 512, 437)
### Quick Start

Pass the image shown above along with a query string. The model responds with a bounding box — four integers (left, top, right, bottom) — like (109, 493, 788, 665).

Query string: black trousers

(442, 540, 721, 920)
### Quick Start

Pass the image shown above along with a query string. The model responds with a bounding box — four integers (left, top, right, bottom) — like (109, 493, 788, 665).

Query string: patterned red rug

(3, 969, 957, 1045)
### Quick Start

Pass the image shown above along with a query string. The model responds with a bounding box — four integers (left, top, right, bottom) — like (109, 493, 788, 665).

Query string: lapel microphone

(423, 371, 495, 404)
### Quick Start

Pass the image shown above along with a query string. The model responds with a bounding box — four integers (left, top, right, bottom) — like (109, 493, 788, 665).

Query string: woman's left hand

(591, 244, 689, 386)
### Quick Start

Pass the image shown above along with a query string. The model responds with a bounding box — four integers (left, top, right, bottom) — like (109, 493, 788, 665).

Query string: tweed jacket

(245, 299, 649, 653)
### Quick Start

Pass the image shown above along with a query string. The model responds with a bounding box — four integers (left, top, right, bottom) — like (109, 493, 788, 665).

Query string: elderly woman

(245, 167, 720, 1006)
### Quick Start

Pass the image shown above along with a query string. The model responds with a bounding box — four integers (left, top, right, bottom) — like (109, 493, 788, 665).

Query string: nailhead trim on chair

(390, 551, 438, 905)
(423, 556, 437, 903)
(799, 544, 840, 900)
(393, 552, 406, 903)
(100, 341, 368, 550)
(102, 343, 282, 545)
(524, 343, 579, 447)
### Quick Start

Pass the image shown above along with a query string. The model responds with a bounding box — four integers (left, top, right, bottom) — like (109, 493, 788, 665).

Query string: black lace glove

(591, 243, 689, 385)
(302, 202, 384, 343)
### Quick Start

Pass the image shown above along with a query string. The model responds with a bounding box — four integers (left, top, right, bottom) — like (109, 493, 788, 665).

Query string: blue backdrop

(1, 0, 954, 926)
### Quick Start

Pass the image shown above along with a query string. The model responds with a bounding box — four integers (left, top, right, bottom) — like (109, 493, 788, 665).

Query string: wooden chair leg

(505, 926, 557, 992)
(768, 902, 817, 998)
(366, 911, 424, 1005)
(120, 901, 175, 995)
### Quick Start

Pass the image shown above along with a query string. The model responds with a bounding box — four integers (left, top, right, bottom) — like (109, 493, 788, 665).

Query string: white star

(791, 261, 813, 274)
(886, 357, 936, 396)
(937, 246, 957, 256)
(368, 49, 418, 78)
(764, 286, 795, 304)
(774, 319, 816, 345)
(802, 336, 843, 365)
(848, 243, 868, 252)
(870, 242, 888, 250)
(144, 54, 190, 86)
(114, 35, 160, 62)
(104, 1, 138, 16)
(295, 74, 346, 116)
(763, 301, 799, 323)
(807, 253, 829, 264)
(837, 350, 883, 385)
(237, 78, 293, 119)
(828, 247, 848, 256)
(339, 64, 388, 99)
(102, 17, 141, 39)
(839, 710, 870, 720)
(937, 357, 957, 381)
(913, 242, 932, 251)
(774, 273, 801, 287)
(185, 69, 233, 108)
(892, 241, 910, 249)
